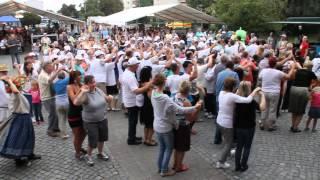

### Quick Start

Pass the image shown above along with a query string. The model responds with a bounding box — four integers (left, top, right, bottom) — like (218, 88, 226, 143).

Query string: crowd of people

(0, 27, 318, 177)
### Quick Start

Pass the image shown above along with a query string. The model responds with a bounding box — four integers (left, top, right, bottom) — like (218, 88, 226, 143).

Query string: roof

(0, 15, 19, 22)
(89, 3, 221, 26)
(0, 0, 84, 24)
(269, 17, 320, 25)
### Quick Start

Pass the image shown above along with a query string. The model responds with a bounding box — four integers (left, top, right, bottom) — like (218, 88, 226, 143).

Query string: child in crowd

(305, 80, 320, 132)
(29, 80, 44, 125)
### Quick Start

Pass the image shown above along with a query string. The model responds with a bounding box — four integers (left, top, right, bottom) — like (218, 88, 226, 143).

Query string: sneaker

(216, 162, 230, 169)
(75, 153, 85, 160)
(97, 153, 109, 161)
(230, 149, 236, 157)
(207, 114, 214, 119)
(312, 129, 317, 133)
(160, 169, 176, 177)
(112, 108, 121, 111)
(84, 155, 94, 166)
(204, 112, 209, 117)
(61, 134, 70, 139)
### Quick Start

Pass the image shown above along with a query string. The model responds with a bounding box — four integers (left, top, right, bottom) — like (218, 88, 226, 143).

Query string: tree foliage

(187, 0, 214, 12)
(213, 0, 286, 31)
(20, 12, 41, 26)
(80, 0, 124, 19)
(58, 4, 79, 18)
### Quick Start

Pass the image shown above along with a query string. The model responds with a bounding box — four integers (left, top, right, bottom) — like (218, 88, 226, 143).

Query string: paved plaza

(0, 55, 320, 180)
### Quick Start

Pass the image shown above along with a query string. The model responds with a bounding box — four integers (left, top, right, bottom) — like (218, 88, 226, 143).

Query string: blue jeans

(156, 131, 174, 173)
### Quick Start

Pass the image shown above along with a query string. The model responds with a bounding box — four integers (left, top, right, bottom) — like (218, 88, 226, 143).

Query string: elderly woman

(258, 58, 295, 131)
(74, 75, 112, 166)
(0, 76, 41, 166)
(289, 61, 317, 132)
(234, 81, 266, 172)
(151, 74, 201, 177)
(173, 80, 202, 172)
(216, 77, 260, 169)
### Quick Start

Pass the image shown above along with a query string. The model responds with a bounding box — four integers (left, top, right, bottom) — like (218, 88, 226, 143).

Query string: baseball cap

(127, 57, 140, 66)
(95, 50, 105, 57)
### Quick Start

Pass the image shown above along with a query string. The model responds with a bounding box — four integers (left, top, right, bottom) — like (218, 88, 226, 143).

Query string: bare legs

(72, 127, 86, 158)
(291, 113, 303, 132)
(144, 128, 156, 145)
(305, 117, 318, 131)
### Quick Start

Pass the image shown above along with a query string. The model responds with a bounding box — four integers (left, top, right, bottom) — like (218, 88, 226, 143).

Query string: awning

(0, 15, 19, 22)
(0, 0, 84, 25)
(89, 3, 221, 26)
(269, 17, 320, 25)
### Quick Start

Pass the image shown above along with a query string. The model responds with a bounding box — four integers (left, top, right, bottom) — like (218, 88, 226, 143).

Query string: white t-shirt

(205, 65, 216, 94)
(106, 62, 116, 86)
(166, 74, 183, 94)
(88, 59, 113, 83)
(259, 68, 285, 93)
(246, 44, 258, 57)
(217, 91, 253, 128)
(197, 64, 208, 88)
(120, 69, 139, 108)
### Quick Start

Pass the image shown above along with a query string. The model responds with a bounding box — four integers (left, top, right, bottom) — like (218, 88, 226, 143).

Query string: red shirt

(240, 59, 257, 83)
(300, 41, 309, 57)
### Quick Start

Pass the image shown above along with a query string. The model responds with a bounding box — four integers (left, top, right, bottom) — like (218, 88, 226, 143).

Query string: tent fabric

(89, 3, 221, 26)
(0, 0, 84, 24)
(0, 15, 19, 22)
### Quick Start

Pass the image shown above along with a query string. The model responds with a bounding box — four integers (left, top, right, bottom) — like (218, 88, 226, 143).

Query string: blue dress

(0, 93, 35, 159)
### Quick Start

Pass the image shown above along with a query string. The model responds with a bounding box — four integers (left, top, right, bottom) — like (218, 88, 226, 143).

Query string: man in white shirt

(88, 50, 113, 95)
(0, 64, 9, 123)
(246, 37, 258, 57)
(38, 62, 65, 137)
(120, 57, 151, 145)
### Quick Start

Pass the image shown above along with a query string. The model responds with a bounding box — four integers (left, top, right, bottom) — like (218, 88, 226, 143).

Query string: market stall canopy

(0, 0, 84, 25)
(89, 3, 221, 26)
(0, 15, 19, 22)
(269, 17, 320, 25)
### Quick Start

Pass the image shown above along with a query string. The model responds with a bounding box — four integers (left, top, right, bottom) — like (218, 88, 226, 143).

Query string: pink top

(311, 87, 320, 108)
(29, 89, 41, 104)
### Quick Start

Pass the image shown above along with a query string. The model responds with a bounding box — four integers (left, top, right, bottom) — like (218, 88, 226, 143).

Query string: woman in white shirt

(216, 77, 260, 169)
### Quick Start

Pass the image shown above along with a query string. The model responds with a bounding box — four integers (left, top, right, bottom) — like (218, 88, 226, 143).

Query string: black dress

(140, 92, 154, 129)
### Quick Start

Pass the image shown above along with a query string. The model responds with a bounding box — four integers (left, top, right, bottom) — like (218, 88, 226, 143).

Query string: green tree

(58, 4, 79, 18)
(20, 12, 41, 26)
(80, 0, 123, 19)
(187, 0, 214, 12)
(213, 0, 286, 31)
(99, 0, 124, 16)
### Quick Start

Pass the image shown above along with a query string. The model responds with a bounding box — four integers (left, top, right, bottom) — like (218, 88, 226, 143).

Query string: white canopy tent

(0, 0, 84, 25)
(89, 3, 221, 26)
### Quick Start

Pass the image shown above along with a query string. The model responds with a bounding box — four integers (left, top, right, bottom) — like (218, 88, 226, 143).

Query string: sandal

(80, 148, 87, 154)
(175, 164, 189, 173)
(144, 141, 158, 146)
